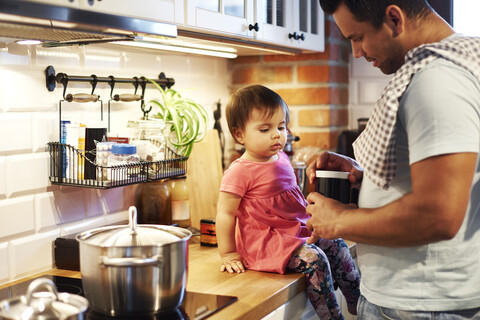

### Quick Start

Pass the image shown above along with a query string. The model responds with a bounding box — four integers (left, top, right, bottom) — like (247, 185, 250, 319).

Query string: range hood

(0, 0, 177, 45)
(0, 0, 300, 57)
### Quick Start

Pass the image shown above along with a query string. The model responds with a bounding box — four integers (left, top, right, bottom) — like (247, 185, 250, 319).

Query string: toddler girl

(216, 85, 360, 320)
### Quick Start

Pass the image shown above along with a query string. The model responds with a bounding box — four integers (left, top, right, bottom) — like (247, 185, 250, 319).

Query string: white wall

(0, 42, 231, 284)
(347, 54, 392, 129)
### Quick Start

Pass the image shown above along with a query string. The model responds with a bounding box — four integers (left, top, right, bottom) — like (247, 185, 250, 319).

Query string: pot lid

(0, 278, 88, 320)
(77, 206, 191, 247)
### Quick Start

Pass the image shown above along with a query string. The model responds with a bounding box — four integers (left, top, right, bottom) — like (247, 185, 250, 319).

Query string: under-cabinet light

(111, 40, 238, 59)
(139, 36, 237, 53)
(16, 39, 42, 45)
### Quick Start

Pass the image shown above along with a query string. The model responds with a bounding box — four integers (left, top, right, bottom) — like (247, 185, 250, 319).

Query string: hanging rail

(45, 65, 175, 119)
(45, 65, 175, 92)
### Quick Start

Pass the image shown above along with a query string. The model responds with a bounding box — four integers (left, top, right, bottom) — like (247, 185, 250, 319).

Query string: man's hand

(306, 151, 363, 187)
(305, 192, 357, 243)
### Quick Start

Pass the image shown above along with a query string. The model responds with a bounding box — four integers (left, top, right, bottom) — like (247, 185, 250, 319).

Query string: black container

(54, 233, 80, 271)
(85, 126, 107, 179)
(315, 170, 352, 204)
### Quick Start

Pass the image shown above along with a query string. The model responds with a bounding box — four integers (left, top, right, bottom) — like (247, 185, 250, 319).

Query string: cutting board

(187, 130, 224, 229)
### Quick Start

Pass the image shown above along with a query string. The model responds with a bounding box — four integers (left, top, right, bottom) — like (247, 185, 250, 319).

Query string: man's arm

(306, 152, 477, 246)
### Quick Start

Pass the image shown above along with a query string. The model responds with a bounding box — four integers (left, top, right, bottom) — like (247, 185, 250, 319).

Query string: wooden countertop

(0, 236, 355, 320)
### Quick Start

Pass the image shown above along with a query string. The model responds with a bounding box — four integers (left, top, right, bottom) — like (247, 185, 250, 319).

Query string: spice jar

(135, 180, 172, 225)
(107, 144, 140, 181)
(170, 176, 190, 227)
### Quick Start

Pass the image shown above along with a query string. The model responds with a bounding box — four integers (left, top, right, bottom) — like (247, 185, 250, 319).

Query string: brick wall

(228, 16, 351, 153)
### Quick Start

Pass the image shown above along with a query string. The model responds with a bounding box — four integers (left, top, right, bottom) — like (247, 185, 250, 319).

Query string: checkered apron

(352, 36, 480, 190)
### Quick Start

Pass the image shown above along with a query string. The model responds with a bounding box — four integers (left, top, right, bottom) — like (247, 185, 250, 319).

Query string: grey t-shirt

(357, 54, 480, 310)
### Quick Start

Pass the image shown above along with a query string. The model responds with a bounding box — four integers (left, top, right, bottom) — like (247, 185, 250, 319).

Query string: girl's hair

(319, 0, 433, 29)
(225, 85, 290, 143)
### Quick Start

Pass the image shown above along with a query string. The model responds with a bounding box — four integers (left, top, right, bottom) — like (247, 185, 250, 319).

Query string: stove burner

(54, 283, 83, 295)
(0, 276, 236, 320)
(87, 307, 188, 320)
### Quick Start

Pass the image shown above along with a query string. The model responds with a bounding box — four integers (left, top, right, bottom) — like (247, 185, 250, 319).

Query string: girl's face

(234, 106, 287, 162)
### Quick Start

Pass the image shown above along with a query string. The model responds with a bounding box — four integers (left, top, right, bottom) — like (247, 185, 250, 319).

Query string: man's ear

(233, 127, 244, 144)
(384, 5, 405, 37)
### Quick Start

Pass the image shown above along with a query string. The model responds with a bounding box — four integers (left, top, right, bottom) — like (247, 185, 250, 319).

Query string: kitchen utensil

(76, 206, 191, 316)
(0, 278, 88, 320)
(315, 170, 352, 204)
(292, 160, 307, 196)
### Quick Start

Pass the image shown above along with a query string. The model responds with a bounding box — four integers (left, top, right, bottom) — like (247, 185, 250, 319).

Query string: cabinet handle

(248, 23, 259, 32)
(298, 33, 305, 41)
(288, 32, 298, 40)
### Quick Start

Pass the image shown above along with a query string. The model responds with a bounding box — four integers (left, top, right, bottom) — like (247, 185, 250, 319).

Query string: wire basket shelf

(48, 142, 188, 189)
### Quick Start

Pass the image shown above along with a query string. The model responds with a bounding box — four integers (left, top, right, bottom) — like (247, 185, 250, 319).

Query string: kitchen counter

(0, 236, 355, 320)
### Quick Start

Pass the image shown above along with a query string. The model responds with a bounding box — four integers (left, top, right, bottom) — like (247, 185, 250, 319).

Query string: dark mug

(315, 170, 354, 204)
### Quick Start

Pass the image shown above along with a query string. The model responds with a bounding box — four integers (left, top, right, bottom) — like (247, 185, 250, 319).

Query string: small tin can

(200, 218, 217, 247)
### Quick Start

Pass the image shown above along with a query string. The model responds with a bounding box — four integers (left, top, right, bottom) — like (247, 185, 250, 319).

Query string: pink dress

(220, 151, 311, 274)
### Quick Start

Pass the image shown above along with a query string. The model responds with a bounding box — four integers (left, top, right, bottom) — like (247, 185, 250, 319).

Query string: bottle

(77, 123, 86, 180)
(170, 176, 190, 228)
(135, 180, 172, 225)
(107, 144, 140, 181)
(96, 142, 117, 181)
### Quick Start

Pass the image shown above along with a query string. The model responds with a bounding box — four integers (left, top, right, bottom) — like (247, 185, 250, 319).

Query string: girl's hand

(220, 252, 247, 273)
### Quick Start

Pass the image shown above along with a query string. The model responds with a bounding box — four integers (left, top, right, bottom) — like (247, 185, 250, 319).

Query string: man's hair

(225, 85, 290, 143)
(319, 0, 433, 29)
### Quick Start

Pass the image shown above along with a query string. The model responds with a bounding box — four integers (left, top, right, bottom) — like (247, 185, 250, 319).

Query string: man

(306, 0, 480, 319)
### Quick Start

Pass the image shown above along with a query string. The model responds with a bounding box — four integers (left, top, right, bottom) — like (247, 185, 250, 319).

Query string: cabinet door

(256, 0, 324, 52)
(79, 0, 184, 24)
(256, 0, 293, 45)
(185, 0, 255, 38)
(293, 0, 325, 51)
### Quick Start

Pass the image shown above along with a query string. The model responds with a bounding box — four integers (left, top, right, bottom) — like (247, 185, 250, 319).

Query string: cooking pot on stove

(76, 206, 192, 317)
(0, 278, 88, 320)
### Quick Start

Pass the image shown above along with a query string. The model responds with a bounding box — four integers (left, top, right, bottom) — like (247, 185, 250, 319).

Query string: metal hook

(108, 75, 115, 99)
(90, 74, 98, 95)
(133, 76, 139, 95)
(59, 73, 69, 100)
(139, 76, 151, 119)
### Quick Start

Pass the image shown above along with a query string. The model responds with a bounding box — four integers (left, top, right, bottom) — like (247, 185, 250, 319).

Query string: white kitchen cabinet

(261, 290, 357, 320)
(21, 0, 79, 8)
(185, 0, 324, 51)
(256, 0, 325, 52)
(185, 0, 256, 38)
(79, 0, 184, 24)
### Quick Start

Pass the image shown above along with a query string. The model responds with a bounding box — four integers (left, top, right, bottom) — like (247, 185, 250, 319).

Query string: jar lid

(127, 119, 165, 129)
(315, 170, 350, 179)
(0, 278, 88, 320)
(112, 143, 136, 155)
(77, 207, 192, 247)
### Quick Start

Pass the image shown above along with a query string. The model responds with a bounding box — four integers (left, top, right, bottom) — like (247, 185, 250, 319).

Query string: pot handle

(101, 255, 163, 267)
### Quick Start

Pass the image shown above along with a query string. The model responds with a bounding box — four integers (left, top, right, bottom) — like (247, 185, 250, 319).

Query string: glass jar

(135, 180, 172, 225)
(170, 176, 190, 228)
(127, 119, 166, 161)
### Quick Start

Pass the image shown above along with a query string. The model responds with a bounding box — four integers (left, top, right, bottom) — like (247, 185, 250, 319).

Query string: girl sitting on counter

(216, 85, 360, 320)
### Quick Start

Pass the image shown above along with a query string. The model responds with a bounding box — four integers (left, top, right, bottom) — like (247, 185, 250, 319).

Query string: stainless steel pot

(0, 278, 88, 320)
(76, 206, 192, 317)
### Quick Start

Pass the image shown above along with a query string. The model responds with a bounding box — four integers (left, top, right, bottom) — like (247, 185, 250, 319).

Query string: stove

(0, 275, 237, 320)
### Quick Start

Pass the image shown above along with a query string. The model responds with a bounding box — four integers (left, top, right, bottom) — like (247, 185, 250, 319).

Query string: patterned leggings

(286, 238, 360, 320)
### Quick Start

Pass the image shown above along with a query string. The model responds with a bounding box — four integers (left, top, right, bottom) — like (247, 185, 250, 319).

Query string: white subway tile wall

(0, 243, 8, 283)
(348, 54, 392, 128)
(0, 43, 231, 284)
(0, 157, 5, 198)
